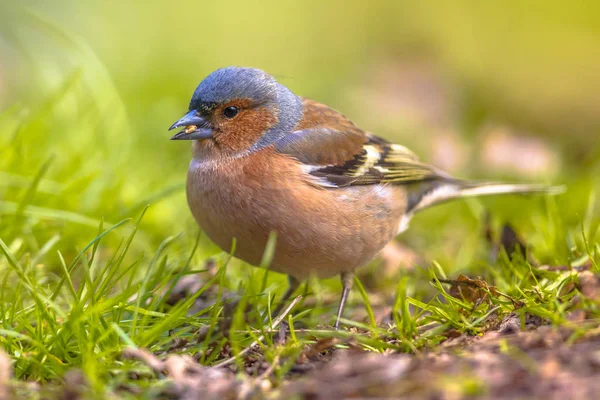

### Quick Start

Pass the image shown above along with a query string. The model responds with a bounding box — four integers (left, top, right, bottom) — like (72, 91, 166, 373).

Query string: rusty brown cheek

(214, 107, 277, 153)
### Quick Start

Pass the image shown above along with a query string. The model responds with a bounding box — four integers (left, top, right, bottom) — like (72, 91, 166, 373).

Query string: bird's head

(169, 67, 302, 156)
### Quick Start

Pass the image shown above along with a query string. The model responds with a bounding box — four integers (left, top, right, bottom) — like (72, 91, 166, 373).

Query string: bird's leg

(334, 271, 355, 329)
(272, 275, 300, 317)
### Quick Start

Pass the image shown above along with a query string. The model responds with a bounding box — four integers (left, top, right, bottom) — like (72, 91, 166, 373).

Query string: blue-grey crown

(190, 67, 278, 108)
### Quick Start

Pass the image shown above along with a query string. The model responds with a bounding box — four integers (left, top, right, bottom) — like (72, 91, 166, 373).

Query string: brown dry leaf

(443, 328, 463, 339)
(298, 338, 340, 364)
(445, 275, 498, 304)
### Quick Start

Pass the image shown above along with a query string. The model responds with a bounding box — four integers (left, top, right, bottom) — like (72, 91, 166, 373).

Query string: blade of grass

(353, 275, 377, 336)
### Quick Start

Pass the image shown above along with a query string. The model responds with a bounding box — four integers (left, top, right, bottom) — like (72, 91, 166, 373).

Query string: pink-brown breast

(186, 147, 408, 279)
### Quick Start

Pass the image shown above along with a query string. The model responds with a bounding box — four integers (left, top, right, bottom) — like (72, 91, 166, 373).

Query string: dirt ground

(283, 324, 600, 399)
(103, 314, 600, 400)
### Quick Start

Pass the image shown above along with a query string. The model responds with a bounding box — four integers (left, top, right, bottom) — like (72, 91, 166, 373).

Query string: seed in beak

(185, 125, 198, 134)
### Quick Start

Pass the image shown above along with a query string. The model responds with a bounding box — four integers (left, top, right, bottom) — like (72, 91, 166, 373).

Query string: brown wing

(275, 98, 444, 187)
(275, 98, 367, 165)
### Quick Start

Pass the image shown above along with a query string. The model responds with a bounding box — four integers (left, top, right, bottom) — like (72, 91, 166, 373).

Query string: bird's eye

(223, 106, 239, 118)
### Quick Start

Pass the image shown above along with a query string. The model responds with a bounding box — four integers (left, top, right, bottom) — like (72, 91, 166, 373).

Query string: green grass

(1, 5, 600, 398)
(0, 213, 598, 397)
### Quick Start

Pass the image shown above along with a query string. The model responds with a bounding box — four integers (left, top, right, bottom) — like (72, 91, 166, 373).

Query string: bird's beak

(169, 110, 214, 140)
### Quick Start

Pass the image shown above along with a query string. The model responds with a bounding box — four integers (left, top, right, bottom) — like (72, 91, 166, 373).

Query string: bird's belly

(186, 158, 407, 279)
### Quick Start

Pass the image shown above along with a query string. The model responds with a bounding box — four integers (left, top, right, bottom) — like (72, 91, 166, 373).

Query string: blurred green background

(1, 1, 599, 283)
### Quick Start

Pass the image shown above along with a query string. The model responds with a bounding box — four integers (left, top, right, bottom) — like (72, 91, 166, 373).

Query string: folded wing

(275, 98, 563, 212)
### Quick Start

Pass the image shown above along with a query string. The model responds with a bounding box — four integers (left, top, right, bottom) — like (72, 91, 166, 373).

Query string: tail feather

(407, 180, 565, 214)
(458, 181, 565, 197)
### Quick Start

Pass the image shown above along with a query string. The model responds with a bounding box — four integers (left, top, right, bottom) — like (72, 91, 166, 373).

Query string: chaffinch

(169, 67, 561, 328)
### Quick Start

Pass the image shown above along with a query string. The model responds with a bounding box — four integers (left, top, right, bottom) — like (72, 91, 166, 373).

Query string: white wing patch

(300, 164, 340, 188)
(374, 165, 390, 173)
(301, 164, 328, 174)
(352, 145, 380, 177)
